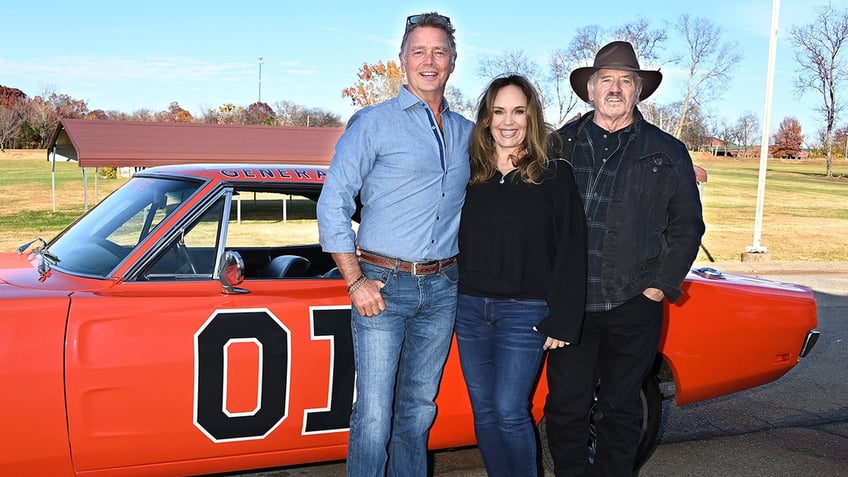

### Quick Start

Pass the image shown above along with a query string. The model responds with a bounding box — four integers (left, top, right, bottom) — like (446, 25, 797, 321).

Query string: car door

(64, 185, 356, 476)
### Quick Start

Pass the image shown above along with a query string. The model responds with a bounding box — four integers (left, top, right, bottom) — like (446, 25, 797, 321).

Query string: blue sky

(0, 0, 829, 142)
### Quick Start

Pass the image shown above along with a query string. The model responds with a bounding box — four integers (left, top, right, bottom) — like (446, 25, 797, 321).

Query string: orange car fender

(0, 294, 76, 476)
(660, 276, 817, 405)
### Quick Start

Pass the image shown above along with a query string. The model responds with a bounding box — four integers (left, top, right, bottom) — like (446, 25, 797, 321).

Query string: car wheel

(634, 375, 663, 471)
(538, 375, 665, 473)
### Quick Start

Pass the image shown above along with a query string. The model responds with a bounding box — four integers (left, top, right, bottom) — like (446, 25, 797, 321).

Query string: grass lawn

(692, 154, 847, 262)
(1, 149, 846, 262)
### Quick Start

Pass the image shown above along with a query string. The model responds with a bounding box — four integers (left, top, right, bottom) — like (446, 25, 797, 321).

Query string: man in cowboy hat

(543, 41, 705, 476)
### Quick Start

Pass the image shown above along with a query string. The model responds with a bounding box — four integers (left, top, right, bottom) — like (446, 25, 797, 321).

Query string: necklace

(496, 148, 526, 184)
(498, 168, 515, 184)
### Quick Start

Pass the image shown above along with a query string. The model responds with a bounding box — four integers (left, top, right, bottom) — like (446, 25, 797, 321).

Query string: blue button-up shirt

(317, 86, 472, 262)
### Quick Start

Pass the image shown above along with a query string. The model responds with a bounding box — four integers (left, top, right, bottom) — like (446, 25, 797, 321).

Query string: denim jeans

(346, 261, 459, 477)
(455, 294, 549, 477)
(544, 293, 663, 477)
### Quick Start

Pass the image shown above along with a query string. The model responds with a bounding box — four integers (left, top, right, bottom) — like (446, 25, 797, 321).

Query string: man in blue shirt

(316, 12, 472, 477)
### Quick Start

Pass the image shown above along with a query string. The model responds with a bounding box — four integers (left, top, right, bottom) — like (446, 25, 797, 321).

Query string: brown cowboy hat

(570, 41, 662, 103)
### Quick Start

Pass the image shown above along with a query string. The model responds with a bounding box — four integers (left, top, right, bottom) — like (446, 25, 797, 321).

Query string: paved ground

(227, 261, 848, 477)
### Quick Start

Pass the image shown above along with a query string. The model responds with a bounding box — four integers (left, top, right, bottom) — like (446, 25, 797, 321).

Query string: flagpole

(744, 0, 779, 260)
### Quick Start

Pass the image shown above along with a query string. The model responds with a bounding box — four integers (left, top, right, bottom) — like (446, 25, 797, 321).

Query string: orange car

(0, 164, 819, 476)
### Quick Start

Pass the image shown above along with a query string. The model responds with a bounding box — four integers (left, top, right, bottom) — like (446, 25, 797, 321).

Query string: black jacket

(556, 111, 705, 303)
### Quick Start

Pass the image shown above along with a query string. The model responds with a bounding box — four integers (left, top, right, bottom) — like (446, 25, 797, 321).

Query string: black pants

(544, 293, 663, 477)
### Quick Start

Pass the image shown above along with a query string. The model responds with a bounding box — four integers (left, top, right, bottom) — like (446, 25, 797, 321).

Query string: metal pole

(82, 167, 89, 212)
(258, 57, 263, 103)
(747, 0, 780, 254)
(50, 146, 56, 212)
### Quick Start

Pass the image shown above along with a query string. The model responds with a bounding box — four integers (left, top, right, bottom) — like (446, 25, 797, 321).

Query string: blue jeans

(455, 294, 548, 477)
(346, 261, 459, 477)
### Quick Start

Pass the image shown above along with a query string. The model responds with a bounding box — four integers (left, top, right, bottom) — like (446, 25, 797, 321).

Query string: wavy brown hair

(469, 74, 555, 186)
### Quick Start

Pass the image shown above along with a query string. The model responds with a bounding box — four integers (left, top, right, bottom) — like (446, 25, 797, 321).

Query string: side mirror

(218, 250, 248, 294)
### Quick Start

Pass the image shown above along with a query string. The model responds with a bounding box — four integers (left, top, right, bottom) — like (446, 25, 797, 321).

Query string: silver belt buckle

(411, 261, 421, 276)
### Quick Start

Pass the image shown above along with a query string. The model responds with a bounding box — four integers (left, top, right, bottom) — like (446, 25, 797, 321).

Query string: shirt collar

(398, 85, 449, 113)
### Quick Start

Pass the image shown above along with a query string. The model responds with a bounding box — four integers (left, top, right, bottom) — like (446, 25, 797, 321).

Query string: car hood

(0, 252, 118, 293)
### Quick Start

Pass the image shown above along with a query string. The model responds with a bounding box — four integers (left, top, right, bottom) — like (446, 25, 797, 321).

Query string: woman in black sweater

(456, 74, 587, 477)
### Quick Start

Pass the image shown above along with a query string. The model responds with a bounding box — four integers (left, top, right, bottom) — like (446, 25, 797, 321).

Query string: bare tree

(0, 100, 25, 151)
(713, 119, 737, 156)
(612, 18, 668, 66)
(675, 101, 709, 150)
(548, 20, 668, 126)
(477, 49, 541, 81)
(132, 109, 156, 121)
(548, 49, 580, 127)
(672, 14, 742, 140)
(444, 86, 476, 120)
(477, 50, 547, 110)
(548, 25, 604, 126)
(298, 109, 343, 128)
(640, 102, 678, 133)
(272, 100, 342, 127)
(26, 97, 60, 148)
(734, 112, 760, 157)
(273, 100, 303, 126)
(789, 1, 848, 178)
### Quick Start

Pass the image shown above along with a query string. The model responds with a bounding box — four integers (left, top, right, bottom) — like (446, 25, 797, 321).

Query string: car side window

(139, 187, 334, 281)
(142, 198, 224, 279)
(225, 190, 323, 279)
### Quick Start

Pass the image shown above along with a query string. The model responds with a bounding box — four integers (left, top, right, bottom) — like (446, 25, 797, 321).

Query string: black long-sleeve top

(458, 158, 587, 343)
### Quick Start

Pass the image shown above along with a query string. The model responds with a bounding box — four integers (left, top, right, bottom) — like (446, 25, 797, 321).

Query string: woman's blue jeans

(346, 261, 459, 477)
(455, 294, 548, 477)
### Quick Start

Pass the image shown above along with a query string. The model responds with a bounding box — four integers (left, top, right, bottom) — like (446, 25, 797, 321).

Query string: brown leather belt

(358, 250, 456, 276)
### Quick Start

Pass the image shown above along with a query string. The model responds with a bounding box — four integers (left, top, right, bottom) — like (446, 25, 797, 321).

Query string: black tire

(634, 375, 663, 471)
(538, 375, 665, 473)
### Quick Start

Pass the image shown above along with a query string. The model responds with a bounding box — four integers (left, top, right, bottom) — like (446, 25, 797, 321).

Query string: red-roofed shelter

(45, 118, 345, 211)
(47, 119, 344, 168)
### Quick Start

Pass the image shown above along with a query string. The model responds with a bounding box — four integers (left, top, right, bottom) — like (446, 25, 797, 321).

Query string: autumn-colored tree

(155, 102, 193, 122)
(245, 102, 275, 125)
(834, 125, 848, 158)
(0, 86, 27, 150)
(23, 92, 88, 148)
(214, 103, 248, 125)
(47, 92, 88, 119)
(85, 110, 109, 121)
(770, 117, 804, 158)
(342, 61, 404, 109)
(0, 86, 27, 109)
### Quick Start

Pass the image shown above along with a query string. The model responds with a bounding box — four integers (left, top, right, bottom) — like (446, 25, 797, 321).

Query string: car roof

(137, 163, 329, 186)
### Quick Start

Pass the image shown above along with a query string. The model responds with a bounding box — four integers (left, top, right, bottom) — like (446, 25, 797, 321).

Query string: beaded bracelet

(347, 274, 367, 295)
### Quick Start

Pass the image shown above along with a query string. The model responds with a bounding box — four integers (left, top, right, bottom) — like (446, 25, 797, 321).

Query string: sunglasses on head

(406, 14, 452, 29)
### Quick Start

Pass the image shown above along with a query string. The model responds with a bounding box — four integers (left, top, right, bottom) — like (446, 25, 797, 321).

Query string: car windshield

(46, 176, 202, 277)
